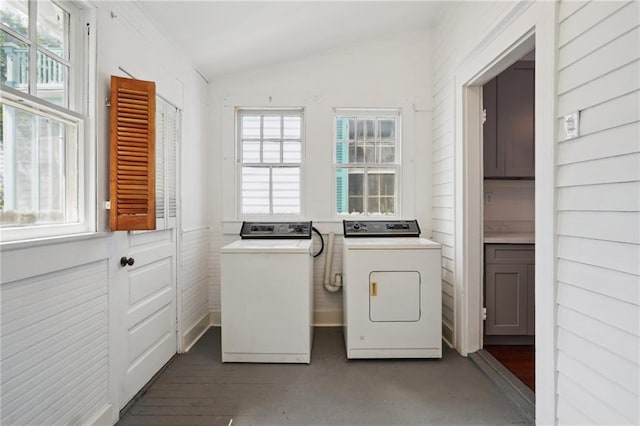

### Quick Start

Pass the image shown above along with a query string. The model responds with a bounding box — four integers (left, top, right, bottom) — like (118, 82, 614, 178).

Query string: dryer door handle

(370, 282, 378, 297)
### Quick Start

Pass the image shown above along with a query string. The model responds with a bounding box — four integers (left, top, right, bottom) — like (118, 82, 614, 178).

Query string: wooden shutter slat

(110, 76, 156, 231)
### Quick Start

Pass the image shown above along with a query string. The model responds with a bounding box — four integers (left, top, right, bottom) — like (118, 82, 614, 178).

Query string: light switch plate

(563, 111, 580, 139)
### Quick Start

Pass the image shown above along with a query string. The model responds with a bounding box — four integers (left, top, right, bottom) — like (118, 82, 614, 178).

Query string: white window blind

(155, 97, 180, 229)
(238, 109, 303, 216)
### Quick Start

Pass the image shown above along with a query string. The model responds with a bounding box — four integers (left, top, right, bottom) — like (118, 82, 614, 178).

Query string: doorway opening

(481, 50, 536, 393)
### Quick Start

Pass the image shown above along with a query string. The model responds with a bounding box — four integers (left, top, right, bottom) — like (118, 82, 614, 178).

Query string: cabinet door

(499, 63, 535, 177)
(485, 264, 528, 335)
(483, 77, 503, 177)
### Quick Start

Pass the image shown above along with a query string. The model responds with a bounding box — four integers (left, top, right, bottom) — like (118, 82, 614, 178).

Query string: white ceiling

(136, 1, 444, 81)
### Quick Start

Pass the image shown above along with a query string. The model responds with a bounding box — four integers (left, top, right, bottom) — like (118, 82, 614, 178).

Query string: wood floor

(118, 327, 531, 426)
(484, 345, 535, 392)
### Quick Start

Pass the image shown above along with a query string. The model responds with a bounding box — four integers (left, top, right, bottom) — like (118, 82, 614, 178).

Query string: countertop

(484, 232, 535, 244)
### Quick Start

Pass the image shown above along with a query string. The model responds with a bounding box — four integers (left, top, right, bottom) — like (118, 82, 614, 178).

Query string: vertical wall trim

(452, 2, 558, 424)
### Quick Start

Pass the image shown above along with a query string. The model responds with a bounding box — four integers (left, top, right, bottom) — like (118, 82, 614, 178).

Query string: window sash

(237, 109, 303, 217)
(0, 89, 92, 242)
(334, 109, 400, 217)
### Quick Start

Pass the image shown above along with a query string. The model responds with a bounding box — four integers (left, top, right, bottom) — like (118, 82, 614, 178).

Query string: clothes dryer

(342, 220, 442, 358)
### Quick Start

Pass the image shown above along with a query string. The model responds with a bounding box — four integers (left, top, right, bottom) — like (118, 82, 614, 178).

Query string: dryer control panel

(240, 221, 312, 239)
(343, 220, 421, 237)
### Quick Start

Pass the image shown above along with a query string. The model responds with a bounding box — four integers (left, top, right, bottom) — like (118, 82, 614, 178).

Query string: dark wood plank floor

(118, 328, 531, 426)
(484, 345, 535, 391)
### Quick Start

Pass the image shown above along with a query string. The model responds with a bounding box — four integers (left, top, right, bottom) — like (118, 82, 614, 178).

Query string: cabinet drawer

(486, 244, 534, 264)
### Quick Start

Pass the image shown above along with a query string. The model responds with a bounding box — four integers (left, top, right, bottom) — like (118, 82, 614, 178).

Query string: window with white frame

(335, 109, 400, 216)
(155, 96, 180, 230)
(1, 0, 92, 242)
(238, 109, 303, 215)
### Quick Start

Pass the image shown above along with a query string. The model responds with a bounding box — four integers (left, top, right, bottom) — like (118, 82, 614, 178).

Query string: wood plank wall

(1, 245, 110, 424)
(555, 1, 639, 424)
(432, 0, 516, 346)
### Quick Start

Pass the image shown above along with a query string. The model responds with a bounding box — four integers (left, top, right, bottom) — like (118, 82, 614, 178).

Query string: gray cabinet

(484, 244, 535, 336)
(483, 61, 535, 178)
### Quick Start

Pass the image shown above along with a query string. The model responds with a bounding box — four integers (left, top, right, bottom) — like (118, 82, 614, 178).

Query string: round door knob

(120, 256, 135, 267)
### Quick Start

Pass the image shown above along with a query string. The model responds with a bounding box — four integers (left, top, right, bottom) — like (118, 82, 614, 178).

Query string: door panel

(369, 271, 420, 322)
(119, 228, 176, 408)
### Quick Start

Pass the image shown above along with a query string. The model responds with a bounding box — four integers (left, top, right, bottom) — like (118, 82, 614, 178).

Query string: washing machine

(221, 221, 313, 363)
(342, 220, 442, 359)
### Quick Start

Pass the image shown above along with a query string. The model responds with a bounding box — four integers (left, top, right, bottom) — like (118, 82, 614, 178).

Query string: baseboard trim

(88, 403, 112, 426)
(210, 310, 221, 326)
(313, 310, 342, 326)
(183, 313, 211, 352)
(469, 350, 535, 424)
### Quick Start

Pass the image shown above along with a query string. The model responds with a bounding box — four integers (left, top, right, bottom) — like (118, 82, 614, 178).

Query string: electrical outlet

(484, 192, 493, 205)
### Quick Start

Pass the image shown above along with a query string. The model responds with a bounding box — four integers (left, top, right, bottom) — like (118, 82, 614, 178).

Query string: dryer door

(369, 271, 421, 322)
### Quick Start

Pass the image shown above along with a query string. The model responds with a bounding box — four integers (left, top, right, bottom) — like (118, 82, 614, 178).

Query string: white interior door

(117, 96, 180, 409)
(118, 229, 177, 408)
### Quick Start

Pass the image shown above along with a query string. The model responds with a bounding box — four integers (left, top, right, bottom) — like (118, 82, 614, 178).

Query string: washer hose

(311, 226, 324, 257)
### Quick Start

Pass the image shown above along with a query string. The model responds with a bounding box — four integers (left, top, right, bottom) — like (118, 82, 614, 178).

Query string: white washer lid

(343, 237, 441, 250)
(221, 239, 312, 254)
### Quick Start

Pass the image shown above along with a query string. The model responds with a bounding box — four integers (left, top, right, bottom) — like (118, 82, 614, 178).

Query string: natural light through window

(1, 0, 92, 241)
(238, 109, 303, 215)
(335, 109, 400, 216)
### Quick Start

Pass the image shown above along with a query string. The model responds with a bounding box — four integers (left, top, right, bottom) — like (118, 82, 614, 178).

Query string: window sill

(0, 231, 110, 252)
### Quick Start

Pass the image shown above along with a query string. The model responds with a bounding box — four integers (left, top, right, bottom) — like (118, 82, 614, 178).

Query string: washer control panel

(343, 220, 421, 237)
(240, 221, 312, 239)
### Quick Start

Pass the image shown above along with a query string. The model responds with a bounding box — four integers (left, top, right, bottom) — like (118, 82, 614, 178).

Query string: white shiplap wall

(1, 257, 110, 425)
(431, 0, 518, 345)
(181, 227, 211, 346)
(556, 1, 640, 424)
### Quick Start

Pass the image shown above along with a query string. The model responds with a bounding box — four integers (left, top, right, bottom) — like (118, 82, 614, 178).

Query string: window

(1, 0, 92, 241)
(335, 109, 400, 216)
(238, 109, 303, 215)
(156, 96, 180, 230)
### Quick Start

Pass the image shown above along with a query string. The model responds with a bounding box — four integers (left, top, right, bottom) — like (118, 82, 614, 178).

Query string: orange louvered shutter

(109, 76, 156, 231)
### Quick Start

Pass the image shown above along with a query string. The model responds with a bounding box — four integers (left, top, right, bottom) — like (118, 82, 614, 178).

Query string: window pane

(381, 173, 395, 195)
(272, 167, 300, 214)
(378, 143, 395, 164)
(347, 118, 355, 140)
(364, 142, 375, 163)
(241, 167, 269, 214)
(242, 140, 260, 163)
(1, 0, 28, 37)
(263, 116, 281, 139)
(283, 116, 300, 139)
(367, 173, 380, 195)
(348, 172, 363, 196)
(348, 197, 363, 215)
(262, 140, 280, 163)
(283, 141, 300, 163)
(367, 196, 380, 214)
(37, 53, 67, 107)
(1, 103, 79, 227)
(1, 31, 29, 92)
(37, 0, 68, 60)
(380, 197, 395, 214)
(378, 118, 395, 140)
(241, 115, 260, 139)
